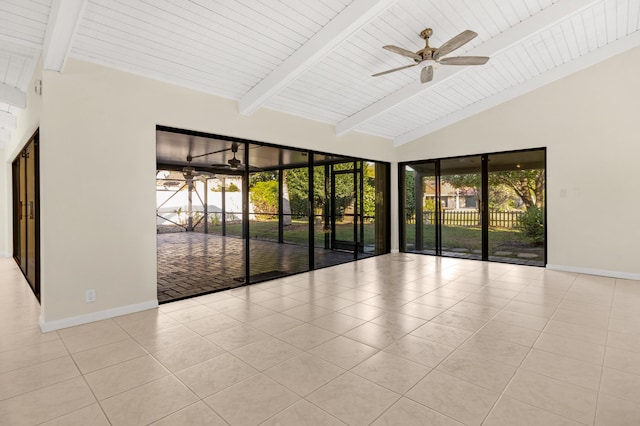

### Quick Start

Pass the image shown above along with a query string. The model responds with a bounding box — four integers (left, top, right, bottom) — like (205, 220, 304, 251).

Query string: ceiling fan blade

(372, 63, 419, 77)
(438, 56, 489, 65)
(383, 45, 421, 61)
(433, 29, 477, 60)
(420, 65, 433, 84)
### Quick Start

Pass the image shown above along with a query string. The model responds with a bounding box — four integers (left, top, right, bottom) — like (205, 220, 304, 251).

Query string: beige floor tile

(232, 336, 302, 371)
(543, 318, 608, 345)
(431, 310, 488, 332)
(40, 403, 110, 426)
(343, 322, 406, 349)
(0, 376, 95, 426)
(0, 328, 60, 353)
(437, 349, 516, 392)
(459, 334, 530, 367)
(384, 334, 454, 367)
(310, 336, 378, 369)
(247, 312, 304, 335)
(310, 311, 366, 334)
(0, 355, 80, 400)
(151, 337, 224, 372)
(412, 294, 460, 309)
(600, 367, 640, 404)
(182, 313, 242, 336)
(175, 352, 257, 398)
(265, 353, 344, 396)
(410, 321, 473, 347)
(281, 303, 333, 321)
(275, 323, 338, 350)
(312, 295, 357, 310)
(338, 302, 386, 321)
(204, 296, 249, 313)
(224, 304, 277, 322)
(607, 330, 640, 353)
(595, 393, 640, 426)
(150, 401, 227, 425)
(552, 308, 610, 330)
(204, 374, 299, 426)
(261, 399, 346, 426)
(477, 319, 540, 347)
(114, 312, 180, 337)
(609, 317, 640, 336)
(205, 324, 269, 351)
(0, 339, 68, 374)
(503, 300, 557, 319)
(165, 304, 218, 323)
(71, 338, 147, 374)
(370, 311, 427, 333)
(352, 350, 430, 394)
(504, 370, 598, 425)
(336, 289, 378, 303)
(484, 396, 583, 426)
(134, 324, 201, 353)
(158, 299, 201, 313)
(371, 397, 464, 426)
(491, 310, 549, 331)
(101, 376, 198, 425)
(308, 372, 400, 426)
(605, 346, 640, 375)
(534, 332, 605, 365)
(448, 301, 500, 320)
(84, 354, 169, 400)
(522, 348, 602, 390)
(60, 322, 130, 354)
(395, 302, 444, 321)
(406, 370, 499, 426)
(256, 295, 306, 312)
(464, 293, 511, 309)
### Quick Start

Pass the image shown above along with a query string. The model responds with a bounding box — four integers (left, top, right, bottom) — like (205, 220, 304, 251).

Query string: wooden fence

(419, 210, 524, 228)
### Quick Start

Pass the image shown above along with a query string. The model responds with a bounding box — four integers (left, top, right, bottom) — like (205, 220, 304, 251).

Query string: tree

(441, 169, 544, 211)
(404, 169, 416, 220)
(490, 170, 544, 209)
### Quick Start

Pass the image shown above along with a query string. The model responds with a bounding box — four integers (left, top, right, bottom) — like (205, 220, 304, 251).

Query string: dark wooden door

(12, 131, 40, 299)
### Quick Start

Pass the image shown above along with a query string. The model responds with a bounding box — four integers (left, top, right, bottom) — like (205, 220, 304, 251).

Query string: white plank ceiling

(1, 0, 639, 148)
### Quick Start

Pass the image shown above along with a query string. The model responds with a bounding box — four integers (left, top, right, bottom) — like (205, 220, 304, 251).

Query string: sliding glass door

(400, 148, 545, 266)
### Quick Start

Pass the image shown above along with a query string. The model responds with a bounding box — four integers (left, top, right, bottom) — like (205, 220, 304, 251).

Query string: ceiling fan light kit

(373, 28, 490, 83)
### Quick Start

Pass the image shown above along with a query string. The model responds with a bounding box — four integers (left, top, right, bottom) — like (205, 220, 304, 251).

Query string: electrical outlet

(86, 289, 96, 303)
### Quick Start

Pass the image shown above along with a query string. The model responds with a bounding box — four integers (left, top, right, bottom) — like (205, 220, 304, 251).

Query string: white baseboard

(546, 264, 640, 281)
(391, 248, 400, 254)
(0, 252, 11, 258)
(39, 299, 159, 332)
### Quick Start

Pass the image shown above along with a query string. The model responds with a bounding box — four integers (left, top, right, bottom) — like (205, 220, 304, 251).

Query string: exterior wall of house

(34, 59, 395, 330)
(397, 46, 640, 279)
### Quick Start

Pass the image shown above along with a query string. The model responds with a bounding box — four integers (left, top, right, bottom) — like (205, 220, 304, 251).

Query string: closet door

(12, 131, 40, 299)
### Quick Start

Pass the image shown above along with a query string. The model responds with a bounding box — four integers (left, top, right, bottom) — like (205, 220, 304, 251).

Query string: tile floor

(1, 254, 640, 425)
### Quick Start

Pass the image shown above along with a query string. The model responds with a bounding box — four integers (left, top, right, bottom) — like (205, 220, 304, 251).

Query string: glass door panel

(403, 162, 438, 254)
(488, 150, 545, 266)
(331, 167, 359, 255)
(439, 156, 483, 260)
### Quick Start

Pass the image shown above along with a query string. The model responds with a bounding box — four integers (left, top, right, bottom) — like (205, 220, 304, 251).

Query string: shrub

(517, 206, 544, 245)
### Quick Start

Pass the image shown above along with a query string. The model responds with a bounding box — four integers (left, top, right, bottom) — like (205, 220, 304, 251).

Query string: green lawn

(209, 219, 376, 247)
(205, 219, 542, 259)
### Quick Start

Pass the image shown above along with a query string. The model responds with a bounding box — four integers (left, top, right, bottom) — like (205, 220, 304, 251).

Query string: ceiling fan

(372, 28, 489, 83)
(182, 136, 217, 180)
(182, 156, 216, 180)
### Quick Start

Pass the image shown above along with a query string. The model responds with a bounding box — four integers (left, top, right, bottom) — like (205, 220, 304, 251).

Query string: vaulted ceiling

(1, 0, 639, 149)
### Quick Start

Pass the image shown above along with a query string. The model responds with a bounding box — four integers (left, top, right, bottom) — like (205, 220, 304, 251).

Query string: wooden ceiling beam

(238, 0, 398, 116)
(43, 0, 87, 72)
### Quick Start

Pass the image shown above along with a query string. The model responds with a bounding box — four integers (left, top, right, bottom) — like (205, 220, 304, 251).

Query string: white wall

(36, 59, 395, 330)
(397, 46, 640, 279)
